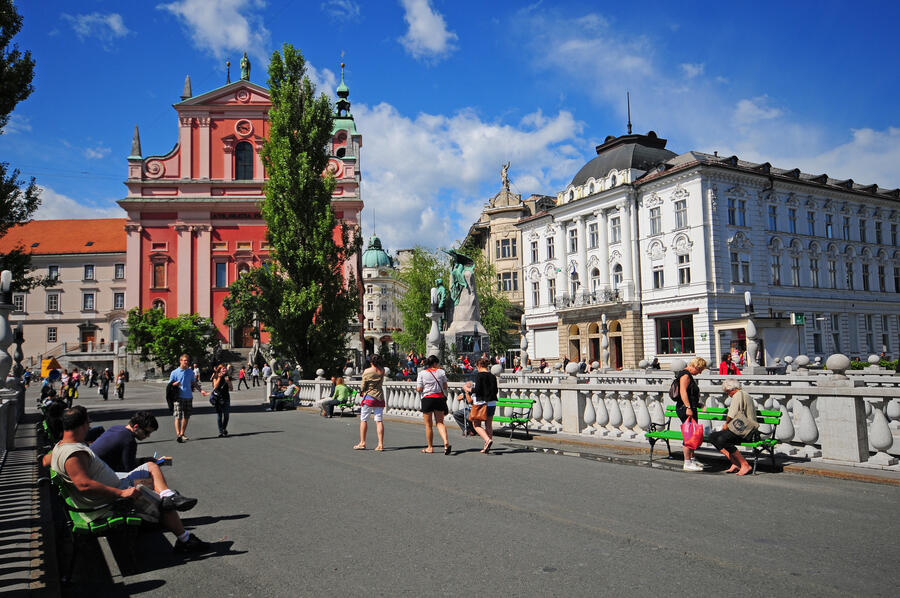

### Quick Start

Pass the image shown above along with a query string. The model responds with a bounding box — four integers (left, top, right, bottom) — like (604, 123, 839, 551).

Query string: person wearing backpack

(673, 357, 708, 471)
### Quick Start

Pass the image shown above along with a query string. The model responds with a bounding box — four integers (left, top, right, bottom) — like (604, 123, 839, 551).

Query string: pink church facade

(119, 74, 363, 346)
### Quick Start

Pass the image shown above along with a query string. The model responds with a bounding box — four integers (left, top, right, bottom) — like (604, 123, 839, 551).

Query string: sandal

(444, 444, 452, 455)
(375, 446, 384, 451)
(481, 440, 493, 454)
(420, 448, 433, 453)
(353, 444, 366, 450)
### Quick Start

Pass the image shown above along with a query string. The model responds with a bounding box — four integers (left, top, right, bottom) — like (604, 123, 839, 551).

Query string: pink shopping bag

(681, 418, 704, 449)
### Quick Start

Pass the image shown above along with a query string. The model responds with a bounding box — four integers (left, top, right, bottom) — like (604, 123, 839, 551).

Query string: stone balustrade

(296, 367, 900, 468)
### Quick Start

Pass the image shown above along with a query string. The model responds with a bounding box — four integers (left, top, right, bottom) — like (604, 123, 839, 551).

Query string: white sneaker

(692, 459, 708, 469)
(683, 460, 703, 472)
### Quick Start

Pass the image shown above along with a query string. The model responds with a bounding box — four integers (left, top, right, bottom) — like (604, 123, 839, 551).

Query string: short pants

(360, 405, 383, 422)
(115, 463, 152, 487)
(173, 398, 193, 419)
(421, 396, 448, 414)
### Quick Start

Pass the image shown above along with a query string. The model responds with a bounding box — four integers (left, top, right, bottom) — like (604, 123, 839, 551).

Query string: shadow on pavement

(181, 513, 250, 526)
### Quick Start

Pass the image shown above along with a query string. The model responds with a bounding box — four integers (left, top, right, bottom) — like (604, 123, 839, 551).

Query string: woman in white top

(415, 355, 451, 455)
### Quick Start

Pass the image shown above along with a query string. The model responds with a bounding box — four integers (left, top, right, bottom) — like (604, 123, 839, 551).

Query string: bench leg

(648, 438, 656, 466)
(752, 448, 760, 475)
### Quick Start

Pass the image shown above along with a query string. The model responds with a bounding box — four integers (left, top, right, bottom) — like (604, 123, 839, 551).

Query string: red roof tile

(0, 219, 126, 255)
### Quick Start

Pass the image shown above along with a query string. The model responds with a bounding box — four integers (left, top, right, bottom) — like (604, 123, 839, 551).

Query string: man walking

(169, 354, 208, 443)
(251, 365, 260, 387)
(237, 367, 249, 390)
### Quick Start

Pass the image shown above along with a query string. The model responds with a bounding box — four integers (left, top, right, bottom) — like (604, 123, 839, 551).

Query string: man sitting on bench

(50, 406, 210, 553)
(90, 411, 167, 472)
(267, 379, 298, 411)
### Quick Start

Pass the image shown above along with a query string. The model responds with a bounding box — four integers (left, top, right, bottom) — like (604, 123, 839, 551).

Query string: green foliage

(0, 0, 41, 291)
(125, 307, 219, 371)
(393, 247, 447, 354)
(393, 245, 513, 356)
(849, 359, 898, 370)
(223, 44, 360, 378)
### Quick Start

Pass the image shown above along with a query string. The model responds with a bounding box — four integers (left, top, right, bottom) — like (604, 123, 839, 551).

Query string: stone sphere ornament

(565, 362, 580, 375)
(490, 364, 503, 376)
(868, 354, 880, 365)
(825, 353, 851, 375)
(794, 355, 810, 368)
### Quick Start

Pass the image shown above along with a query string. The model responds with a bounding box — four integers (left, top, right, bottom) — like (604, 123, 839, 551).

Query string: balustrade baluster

(772, 396, 797, 455)
(619, 392, 637, 440)
(549, 388, 562, 429)
(539, 391, 552, 429)
(594, 391, 610, 435)
(582, 389, 596, 434)
(865, 397, 899, 465)
(606, 392, 622, 438)
(886, 399, 900, 431)
(530, 389, 542, 422)
(634, 392, 651, 434)
(794, 395, 821, 457)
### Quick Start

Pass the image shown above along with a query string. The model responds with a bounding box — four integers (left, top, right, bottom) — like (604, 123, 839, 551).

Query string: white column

(198, 116, 210, 179)
(125, 224, 142, 310)
(595, 210, 609, 290)
(555, 219, 567, 298)
(179, 116, 192, 179)
(629, 193, 641, 297)
(254, 138, 265, 180)
(175, 225, 192, 315)
(576, 215, 588, 296)
(196, 225, 211, 317)
(620, 200, 634, 300)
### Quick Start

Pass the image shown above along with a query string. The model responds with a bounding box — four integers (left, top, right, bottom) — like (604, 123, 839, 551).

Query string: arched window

(152, 299, 165, 311)
(237, 262, 250, 277)
(235, 141, 253, 180)
(590, 267, 600, 291)
(612, 264, 623, 289)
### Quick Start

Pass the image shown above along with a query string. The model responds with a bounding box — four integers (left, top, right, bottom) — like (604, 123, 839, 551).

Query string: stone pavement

(4, 382, 900, 596)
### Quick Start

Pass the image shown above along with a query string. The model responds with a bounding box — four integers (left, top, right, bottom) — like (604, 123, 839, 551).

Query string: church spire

(336, 58, 351, 118)
(181, 75, 192, 100)
(129, 125, 142, 159)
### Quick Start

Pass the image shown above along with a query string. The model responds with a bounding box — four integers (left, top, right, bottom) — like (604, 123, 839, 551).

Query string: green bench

(492, 397, 536, 439)
(334, 388, 359, 417)
(269, 386, 299, 410)
(645, 405, 782, 473)
(49, 470, 150, 578)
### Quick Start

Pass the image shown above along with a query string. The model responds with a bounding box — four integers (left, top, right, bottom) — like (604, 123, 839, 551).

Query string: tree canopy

(125, 307, 220, 371)
(224, 44, 360, 378)
(0, 0, 44, 292)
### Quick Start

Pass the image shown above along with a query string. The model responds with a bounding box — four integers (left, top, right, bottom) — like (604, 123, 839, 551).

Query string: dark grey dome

(570, 131, 676, 188)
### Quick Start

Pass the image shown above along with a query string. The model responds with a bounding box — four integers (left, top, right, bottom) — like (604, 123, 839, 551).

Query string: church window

(336, 148, 346, 158)
(152, 299, 165, 311)
(215, 262, 228, 288)
(152, 263, 166, 288)
(235, 141, 253, 180)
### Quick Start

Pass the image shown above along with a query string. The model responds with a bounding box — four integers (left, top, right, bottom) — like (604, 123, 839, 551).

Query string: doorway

(80, 328, 96, 352)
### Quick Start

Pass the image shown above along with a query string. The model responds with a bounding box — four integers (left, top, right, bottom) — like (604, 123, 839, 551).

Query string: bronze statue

(240, 52, 251, 81)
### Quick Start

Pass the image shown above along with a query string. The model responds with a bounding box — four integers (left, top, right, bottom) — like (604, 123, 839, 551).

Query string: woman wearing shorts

(415, 355, 451, 455)
(464, 358, 498, 453)
(355, 354, 385, 451)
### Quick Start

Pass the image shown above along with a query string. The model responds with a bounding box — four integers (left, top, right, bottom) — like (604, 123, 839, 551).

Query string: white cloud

(680, 62, 704, 79)
(1, 113, 31, 135)
(355, 103, 582, 250)
(62, 12, 130, 48)
(788, 127, 900, 188)
(398, 0, 458, 62)
(158, 0, 270, 66)
(83, 145, 111, 160)
(33, 186, 125, 220)
(321, 0, 361, 20)
(733, 96, 783, 127)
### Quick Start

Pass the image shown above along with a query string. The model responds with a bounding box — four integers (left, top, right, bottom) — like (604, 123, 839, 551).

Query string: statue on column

(240, 52, 251, 81)
(501, 162, 510, 193)
(442, 250, 488, 354)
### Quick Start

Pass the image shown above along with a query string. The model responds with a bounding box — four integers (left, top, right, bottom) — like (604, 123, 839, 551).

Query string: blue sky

(2, 0, 899, 251)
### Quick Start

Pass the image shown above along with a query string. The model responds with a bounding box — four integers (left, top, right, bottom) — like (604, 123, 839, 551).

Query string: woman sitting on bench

(318, 376, 349, 418)
(708, 379, 759, 476)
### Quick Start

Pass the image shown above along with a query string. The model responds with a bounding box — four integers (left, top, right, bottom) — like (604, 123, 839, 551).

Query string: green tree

(393, 247, 447, 355)
(224, 44, 360, 377)
(125, 307, 220, 371)
(0, 0, 46, 292)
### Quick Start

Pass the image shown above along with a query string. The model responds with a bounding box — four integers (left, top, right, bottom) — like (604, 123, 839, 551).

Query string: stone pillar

(560, 361, 584, 433)
(595, 210, 609, 290)
(816, 354, 869, 463)
(620, 200, 634, 301)
(175, 224, 193, 315)
(125, 224, 142, 310)
(179, 116, 192, 179)
(576, 215, 588, 297)
(197, 116, 211, 179)
(254, 137, 265, 179)
(196, 225, 212, 317)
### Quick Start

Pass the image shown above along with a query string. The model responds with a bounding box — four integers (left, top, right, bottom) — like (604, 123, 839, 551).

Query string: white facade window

(496, 238, 517, 259)
(610, 217, 621, 244)
(47, 327, 57, 343)
(846, 261, 855, 290)
(807, 211, 815, 236)
(546, 237, 555, 260)
(875, 221, 882, 244)
(84, 264, 95, 280)
(48, 265, 59, 281)
(678, 254, 691, 285)
(12, 294, 25, 312)
(841, 216, 850, 240)
(737, 200, 747, 226)
(82, 292, 95, 311)
(674, 200, 687, 229)
(791, 256, 801, 286)
(47, 293, 60, 312)
(767, 205, 778, 231)
(828, 259, 837, 288)
(114, 263, 125, 279)
(114, 292, 125, 310)
(531, 281, 539, 306)
(366, 301, 373, 312)
(612, 264, 623, 289)
(731, 252, 750, 283)
(530, 241, 538, 263)
(825, 214, 834, 238)
(649, 208, 661, 235)
(858, 219, 867, 243)
(878, 265, 886, 292)
(788, 208, 797, 234)
(568, 228, 578, 253)
(366, 285, 373, 294)
(831, 314, 841, 352)
(810, 258, 819, 288)
(770, 254, 781, 286)
(862, 264, 870, 291)
(865, 314, 875, 353)
(652, 265, 664, 289)
(590, 268, 600, 291)
(588, 223, 598, 248)
(547, 279, 556, 304)
(892, 223, 897, 246)
(727, 199, 736, 226)
(882, 315, 890, 353)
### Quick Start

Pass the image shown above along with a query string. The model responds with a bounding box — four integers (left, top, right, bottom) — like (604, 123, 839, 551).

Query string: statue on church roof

(240, 52, 250, 81)
(501, 161, 510, 193)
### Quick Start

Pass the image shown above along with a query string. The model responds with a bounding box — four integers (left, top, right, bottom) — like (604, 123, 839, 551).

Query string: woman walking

(675, 357, 708, 471)
(466, 358, 498, 453)
(211, 363, 233, 437)
(354, 354, 385, 451)
(98, 369, 109, 401)
(415, 355, 451, 455)
(115, 369, 126, 400)
(237, 367, 249, 390)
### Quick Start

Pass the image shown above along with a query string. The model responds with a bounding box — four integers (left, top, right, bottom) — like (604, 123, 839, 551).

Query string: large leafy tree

(125, 308, 220, 371)
(0, 0, 46, 292)
(224, 44, 360, 377)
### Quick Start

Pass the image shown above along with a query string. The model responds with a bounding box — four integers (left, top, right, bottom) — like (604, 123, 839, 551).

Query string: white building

(518, 131, 900, 368)
(360, 235, 406, 356)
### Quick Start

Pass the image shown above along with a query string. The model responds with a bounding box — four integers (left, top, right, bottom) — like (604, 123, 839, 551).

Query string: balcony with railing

(555, 289, 621, 310)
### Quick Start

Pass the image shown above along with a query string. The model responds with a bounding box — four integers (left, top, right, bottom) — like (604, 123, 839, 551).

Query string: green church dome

(362, 235, 393, 268)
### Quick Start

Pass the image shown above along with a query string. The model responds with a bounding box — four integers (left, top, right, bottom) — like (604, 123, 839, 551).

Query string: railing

(294, 370, 900, 466)
(554, 289, 621, 309)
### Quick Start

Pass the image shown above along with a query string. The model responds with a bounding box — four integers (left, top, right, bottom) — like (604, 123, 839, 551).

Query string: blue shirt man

(168, 354, 207, 443)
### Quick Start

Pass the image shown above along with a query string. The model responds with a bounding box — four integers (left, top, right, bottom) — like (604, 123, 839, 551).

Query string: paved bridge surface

(8, 382, 900, 597)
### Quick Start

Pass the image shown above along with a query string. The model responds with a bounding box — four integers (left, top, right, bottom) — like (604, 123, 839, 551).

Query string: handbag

(728, 411, 754, 437)
(208, 390, 219, 407)
(469, 403, 488, 422)
(681, 418, 704, 449)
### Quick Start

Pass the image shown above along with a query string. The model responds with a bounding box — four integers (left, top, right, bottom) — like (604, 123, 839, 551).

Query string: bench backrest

(663, 405, 782, 425)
